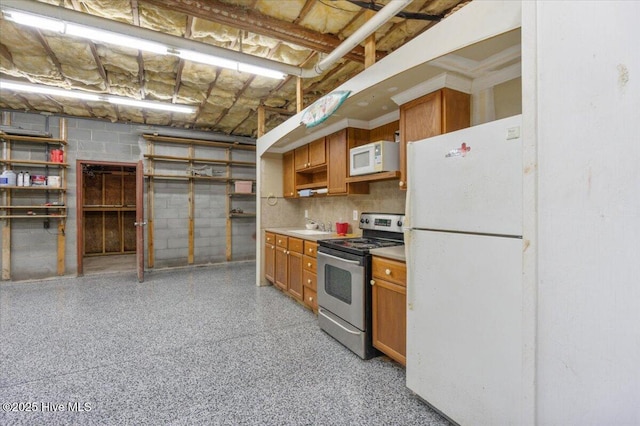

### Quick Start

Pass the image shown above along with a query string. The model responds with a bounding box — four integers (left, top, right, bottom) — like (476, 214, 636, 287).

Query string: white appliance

(349, 141, 399, 176)
(405, 115, 524, 425)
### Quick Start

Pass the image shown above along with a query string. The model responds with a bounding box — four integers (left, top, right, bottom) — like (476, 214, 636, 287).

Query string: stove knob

(397, 220, 403, 227)
(365, 218, 370, 224)
(360, 218, 365, 223)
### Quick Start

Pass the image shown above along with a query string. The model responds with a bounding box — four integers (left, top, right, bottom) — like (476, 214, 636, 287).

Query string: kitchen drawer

(303, 269, 317, 291)
(265, 232, 275, 245)
(372, 256, 406, 287)
(303, 286, 318, 311)
(304, 256, 317, 272)
(276, 234, 288, 249)
(289, 237, 304, 254)
(304, 240, 318, 258)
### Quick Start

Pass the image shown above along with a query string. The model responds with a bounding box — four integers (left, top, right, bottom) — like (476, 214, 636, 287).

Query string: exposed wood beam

(192, 70, 220, 125)
(256, 105, 265, 138)
(296, 77, 303, 113)
(294, 0, 316, 24)
(141, 0, 381, 63)
(0, 43, 12, 63)
(364, 10, 376, 69)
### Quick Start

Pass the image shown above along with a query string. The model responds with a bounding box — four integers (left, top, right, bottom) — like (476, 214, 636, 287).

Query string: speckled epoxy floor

(0, 262, 450, 425)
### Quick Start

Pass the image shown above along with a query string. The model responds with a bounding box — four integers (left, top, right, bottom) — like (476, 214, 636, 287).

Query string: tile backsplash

(261, 180, 405, 235)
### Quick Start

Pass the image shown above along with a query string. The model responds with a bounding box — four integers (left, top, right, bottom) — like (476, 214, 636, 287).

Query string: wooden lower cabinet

(274, 235, 288, 291)
(288, 237, 304, 301)
(264, 232, 275, 283)
(303, 240, 318, 311)
(266, 233, 318, 312)
(371, 256, 407, 365)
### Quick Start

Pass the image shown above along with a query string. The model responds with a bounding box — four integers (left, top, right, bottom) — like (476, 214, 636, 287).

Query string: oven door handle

(319, 308, 360, 335)
(318, 251, 361, 265)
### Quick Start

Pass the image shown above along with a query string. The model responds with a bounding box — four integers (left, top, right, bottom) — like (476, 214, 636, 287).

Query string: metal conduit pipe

(1, 0, 413, 79)
(303, 0, 413, 77)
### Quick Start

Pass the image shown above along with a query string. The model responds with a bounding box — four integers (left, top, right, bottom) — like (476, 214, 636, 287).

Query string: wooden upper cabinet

(294, 144, 309, 171)
(283, 150, 296, 198)
(295, 137, 326, 171)
(327, 128, 369, 195)
(308, 138, 326, 168)
(399, 88, 470, 189)
(326, 130, 347, 194)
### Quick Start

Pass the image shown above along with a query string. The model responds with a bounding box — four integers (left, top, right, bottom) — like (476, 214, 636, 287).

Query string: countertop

(264, 227, 360, 242)
(266, 227, 406, 262)
(370, 245, 406, 262)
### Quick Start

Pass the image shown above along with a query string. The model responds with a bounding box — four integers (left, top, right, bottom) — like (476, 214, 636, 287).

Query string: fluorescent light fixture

(178, 49, 237, 70)
(106, 96, 195, 114)
(0, 80, 196, 114)
(65, 25, 169, 55)
(0, 80, 101, 101)
(1, 8, 287, 79)
(238, 63, 286, 80)
(178, 50, 285, 79)
(3, 10, 64, 33)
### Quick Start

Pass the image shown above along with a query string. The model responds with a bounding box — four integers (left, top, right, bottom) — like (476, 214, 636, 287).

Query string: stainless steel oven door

(317, 249, 365, 330)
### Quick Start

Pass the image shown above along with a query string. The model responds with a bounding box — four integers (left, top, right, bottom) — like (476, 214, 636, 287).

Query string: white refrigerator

(405, 115, 524, 425)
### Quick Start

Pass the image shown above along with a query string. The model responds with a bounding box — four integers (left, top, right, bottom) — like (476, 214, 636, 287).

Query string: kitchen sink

(290, 229, 333, 236)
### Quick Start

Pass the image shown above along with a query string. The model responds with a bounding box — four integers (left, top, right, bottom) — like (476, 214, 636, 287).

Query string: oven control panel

(359, 212, 405, 233)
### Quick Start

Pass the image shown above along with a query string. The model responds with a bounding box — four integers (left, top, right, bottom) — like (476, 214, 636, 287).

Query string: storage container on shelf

(234, 180, 253, 193)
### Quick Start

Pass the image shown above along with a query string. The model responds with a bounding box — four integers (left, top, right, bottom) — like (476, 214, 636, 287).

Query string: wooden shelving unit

(143, 134, 256, 265)
(0, 117, 67, 279)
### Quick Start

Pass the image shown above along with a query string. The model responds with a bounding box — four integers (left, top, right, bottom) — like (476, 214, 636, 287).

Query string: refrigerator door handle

(405, 143, 414, 311)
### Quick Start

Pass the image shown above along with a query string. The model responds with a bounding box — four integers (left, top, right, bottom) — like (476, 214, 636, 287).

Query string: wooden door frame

(76, 160, 139, 276)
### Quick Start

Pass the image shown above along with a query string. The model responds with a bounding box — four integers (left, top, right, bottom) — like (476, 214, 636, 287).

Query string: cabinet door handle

(308, 248, 313, 253)
(399, 181, 404, 187)
(385, 269, 392, 276)
(309, 296, 314, 302)
(278, 239, 282, 243)
(307, 279, 312, 284)
(370, 279, 376, 286)
(307, 262, 311, 267)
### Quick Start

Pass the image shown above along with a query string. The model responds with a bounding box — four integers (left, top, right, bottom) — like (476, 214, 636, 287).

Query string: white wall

(527, 1, 640, 423)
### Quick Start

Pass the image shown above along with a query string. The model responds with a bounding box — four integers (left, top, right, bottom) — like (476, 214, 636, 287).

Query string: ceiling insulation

(0, 0, 470, 137)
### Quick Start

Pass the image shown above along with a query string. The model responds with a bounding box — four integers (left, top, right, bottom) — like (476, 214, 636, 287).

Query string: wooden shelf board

(0, 134, 67, 145)
(144, 173, 233, 182)
(296, 182, 328, 190)
(144, 154, 255, 167)
(229, 192, 256, 197)
(345, 171, 401, 183)
(142, 134, 255, 151)
(229, 213, 256, 218)
(83, 207, 136, 212)
(0, 185, 66, 191)
(0, 159, 68, 167)
(2, 215, 67, 219)
(1, 205, 66, 209)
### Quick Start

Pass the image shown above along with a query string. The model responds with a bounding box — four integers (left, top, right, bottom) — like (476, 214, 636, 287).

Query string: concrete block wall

(1, 110, 256, 280)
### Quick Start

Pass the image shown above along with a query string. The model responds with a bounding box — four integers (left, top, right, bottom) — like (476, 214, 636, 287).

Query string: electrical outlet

(304, 209, 309, 218)
(353, 210, 358, 221)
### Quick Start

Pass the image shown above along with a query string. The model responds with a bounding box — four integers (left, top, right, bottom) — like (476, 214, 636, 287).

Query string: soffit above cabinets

(260, 22, 522, 155)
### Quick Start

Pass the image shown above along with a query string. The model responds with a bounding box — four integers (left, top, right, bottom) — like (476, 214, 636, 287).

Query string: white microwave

(349, 141, 400, 176)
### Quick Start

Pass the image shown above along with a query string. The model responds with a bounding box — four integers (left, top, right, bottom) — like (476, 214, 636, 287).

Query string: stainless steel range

(317, 212, 405, 359)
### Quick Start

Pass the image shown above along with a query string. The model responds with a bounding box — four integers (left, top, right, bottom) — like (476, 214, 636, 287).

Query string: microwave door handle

(318, 252, 360, 265)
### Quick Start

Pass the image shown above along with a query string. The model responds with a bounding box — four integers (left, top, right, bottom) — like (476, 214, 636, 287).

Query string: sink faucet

(326, 222, 333, 232)
(319, 222, 326, 231)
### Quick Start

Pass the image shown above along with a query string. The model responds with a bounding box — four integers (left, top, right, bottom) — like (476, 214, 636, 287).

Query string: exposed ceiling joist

(141, 0, 382, 63)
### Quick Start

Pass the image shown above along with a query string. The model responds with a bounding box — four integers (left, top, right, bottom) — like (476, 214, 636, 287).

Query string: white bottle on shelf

(23, 171, 30, 187)
(17, 171, 24, 187)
